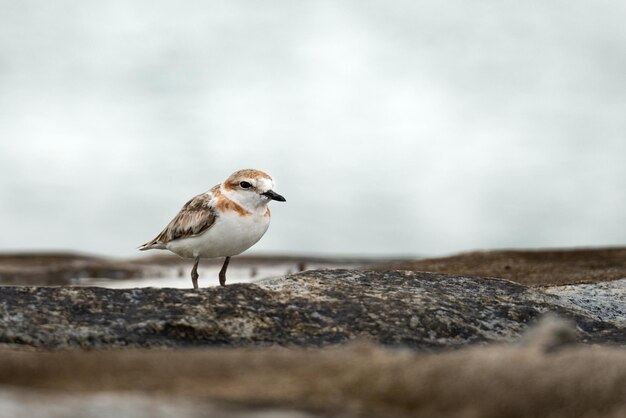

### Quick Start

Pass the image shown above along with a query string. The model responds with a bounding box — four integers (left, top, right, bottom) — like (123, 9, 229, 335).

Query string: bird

(139, 169, 286, 288)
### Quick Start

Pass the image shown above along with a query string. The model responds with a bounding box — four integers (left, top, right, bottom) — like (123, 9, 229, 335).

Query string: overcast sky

(1, 0, 625, 257)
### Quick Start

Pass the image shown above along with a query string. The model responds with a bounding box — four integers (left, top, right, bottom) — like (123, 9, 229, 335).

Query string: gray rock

(0, 270, 623, 349)
(545, 278, 626, 323)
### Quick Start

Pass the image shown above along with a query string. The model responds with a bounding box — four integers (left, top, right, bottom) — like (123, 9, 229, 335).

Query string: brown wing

(139, 191, 217, 250)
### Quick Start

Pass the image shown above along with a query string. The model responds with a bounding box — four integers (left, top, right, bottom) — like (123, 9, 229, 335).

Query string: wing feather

(139, 189, 217, 250)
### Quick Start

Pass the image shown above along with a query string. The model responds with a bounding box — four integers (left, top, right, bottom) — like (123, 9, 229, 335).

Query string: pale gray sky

(1, 0, 625, 257)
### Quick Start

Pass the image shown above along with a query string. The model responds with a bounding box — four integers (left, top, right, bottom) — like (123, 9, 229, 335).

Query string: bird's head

(222, 169, 286, 210)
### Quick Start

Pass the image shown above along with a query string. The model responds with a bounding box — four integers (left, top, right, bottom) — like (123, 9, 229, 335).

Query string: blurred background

(1, 0, 625, 258)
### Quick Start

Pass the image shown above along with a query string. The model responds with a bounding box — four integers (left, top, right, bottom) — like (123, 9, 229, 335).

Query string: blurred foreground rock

(0, 335, 625, 418)
(0, 270, 624, 349)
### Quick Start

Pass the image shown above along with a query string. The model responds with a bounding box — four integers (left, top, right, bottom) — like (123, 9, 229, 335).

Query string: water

(1, 0, 625, 258)
(74, 259, 364, 289)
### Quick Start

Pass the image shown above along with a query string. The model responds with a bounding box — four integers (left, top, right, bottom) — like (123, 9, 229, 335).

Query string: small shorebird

(139, 169, 286, 288)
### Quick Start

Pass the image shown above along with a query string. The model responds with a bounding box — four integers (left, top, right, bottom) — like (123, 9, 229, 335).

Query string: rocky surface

(545, 278, 626, 323)
(0, 269, 624, 349)
(0, 265, 625, 418)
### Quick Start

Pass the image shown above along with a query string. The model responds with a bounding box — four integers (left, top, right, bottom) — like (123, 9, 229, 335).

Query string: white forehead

(255, 177, 274, 191)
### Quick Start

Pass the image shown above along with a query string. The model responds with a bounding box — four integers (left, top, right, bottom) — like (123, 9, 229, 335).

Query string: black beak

(262, 190, 286, 202)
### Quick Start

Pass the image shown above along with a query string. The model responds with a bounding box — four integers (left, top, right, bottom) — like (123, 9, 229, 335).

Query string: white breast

(166, 210, 270, 259)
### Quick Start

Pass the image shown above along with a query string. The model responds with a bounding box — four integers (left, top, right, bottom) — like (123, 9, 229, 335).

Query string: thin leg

(219, 256, 231, 286)
(191, 256, 200, 289)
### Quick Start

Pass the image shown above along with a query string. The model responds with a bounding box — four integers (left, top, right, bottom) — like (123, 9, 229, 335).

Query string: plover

(139, 169, 286, 288)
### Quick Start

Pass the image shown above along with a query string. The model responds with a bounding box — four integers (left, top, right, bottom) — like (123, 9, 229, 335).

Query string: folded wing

(139, 191, 217, 250)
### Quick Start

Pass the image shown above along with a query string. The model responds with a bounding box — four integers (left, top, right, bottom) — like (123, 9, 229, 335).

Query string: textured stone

(0, 270, 623, 349)
(545, 278, 626, 323)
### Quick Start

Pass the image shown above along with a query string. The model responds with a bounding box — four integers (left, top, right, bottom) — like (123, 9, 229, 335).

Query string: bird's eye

(239, 181, 252, 189)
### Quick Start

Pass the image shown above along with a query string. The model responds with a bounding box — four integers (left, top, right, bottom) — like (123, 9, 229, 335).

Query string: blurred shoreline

(1, 246, 624, 287)
(0, 251, 397, 287)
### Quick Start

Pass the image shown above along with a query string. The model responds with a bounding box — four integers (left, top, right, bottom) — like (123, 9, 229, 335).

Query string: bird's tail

(138, 239, 165, 251)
